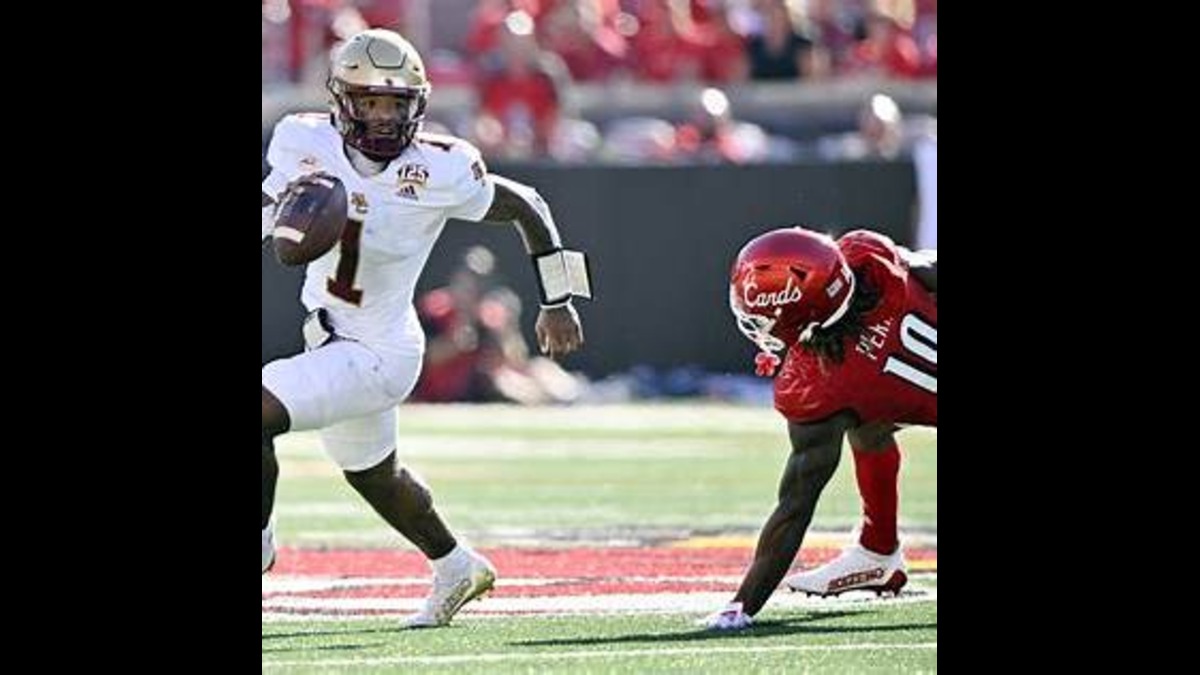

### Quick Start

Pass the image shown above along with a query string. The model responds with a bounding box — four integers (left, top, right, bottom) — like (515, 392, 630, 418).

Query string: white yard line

(263, 575, 752, 594)
(262, 584, 937, 621)
(262, 642, 938, 668)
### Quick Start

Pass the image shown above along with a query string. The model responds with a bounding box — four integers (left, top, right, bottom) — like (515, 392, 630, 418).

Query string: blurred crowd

(263, 0, 937, 163)
(412, 246, 587, 405)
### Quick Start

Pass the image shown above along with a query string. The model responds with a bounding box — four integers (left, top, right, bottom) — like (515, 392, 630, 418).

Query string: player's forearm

(483, 175, 562, 255)
(735, 428, 843, 616)
(735, 500, 819, 615)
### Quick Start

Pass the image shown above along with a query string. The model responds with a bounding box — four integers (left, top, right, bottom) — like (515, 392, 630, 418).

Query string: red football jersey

(774, 231, 937, 426)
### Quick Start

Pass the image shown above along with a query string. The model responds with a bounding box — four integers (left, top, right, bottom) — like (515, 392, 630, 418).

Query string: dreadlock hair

(798, 268, 881, 363)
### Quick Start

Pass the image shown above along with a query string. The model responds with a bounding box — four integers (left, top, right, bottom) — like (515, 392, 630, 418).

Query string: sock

(852, 441, 901, 555)
(431, 544, 468, 575)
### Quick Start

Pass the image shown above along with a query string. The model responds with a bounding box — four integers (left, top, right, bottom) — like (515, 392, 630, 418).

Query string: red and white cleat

(785, 543, 907, 597)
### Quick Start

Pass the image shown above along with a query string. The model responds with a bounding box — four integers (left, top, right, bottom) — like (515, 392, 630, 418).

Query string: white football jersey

(262, 114, 495, 351)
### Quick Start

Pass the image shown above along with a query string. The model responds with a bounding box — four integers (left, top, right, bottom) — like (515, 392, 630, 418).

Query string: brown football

(271, 173, 348, 267)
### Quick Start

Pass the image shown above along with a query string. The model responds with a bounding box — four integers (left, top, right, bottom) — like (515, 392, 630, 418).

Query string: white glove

(701, 601, 753, 631)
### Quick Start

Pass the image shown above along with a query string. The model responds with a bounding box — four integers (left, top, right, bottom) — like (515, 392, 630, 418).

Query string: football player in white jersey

(260, 29, 590, 629)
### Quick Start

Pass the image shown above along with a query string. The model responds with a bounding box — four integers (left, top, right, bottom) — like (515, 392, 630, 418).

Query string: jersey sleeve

(262, 113, 342, 195)
(261, 167, 288, 242)
(838, 229, 907, 294)
(262, 114, 331, 242)
(266, 115, 320, 183)
(417, 134, 495, 221)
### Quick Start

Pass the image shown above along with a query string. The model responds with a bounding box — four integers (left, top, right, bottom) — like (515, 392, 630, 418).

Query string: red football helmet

(729, 227, 856, 370)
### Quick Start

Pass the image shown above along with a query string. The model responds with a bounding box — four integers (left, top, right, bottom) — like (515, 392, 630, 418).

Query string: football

(272, 172, 348, 267)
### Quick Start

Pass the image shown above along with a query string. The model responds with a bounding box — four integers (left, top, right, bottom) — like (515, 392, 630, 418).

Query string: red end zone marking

(268, 546, 936, 583)
(266, 580, 743, 601)
(264, 546, 937, 619)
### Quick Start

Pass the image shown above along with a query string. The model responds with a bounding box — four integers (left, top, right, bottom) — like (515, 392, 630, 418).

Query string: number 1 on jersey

(327, 219, 364, 305)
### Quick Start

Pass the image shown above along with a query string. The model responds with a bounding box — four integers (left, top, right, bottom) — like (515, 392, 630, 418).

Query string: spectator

(745, 0, 827, 81)
(414, 247, 585, 404)
(475, 11, 571, 158)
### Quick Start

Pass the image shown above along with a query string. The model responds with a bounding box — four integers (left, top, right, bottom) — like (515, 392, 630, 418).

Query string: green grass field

(273, 403, 937, 544)
(263, 403, 937, 673)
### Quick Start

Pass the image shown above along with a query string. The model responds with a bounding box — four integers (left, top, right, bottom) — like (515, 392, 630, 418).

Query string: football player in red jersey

(704, 226, 936, 631)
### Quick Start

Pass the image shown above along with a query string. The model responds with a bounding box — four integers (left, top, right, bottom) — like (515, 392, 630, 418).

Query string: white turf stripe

(262, 587, 937, 620)
(263, 575, 937, 592)
(273, 227, 305, 244)
(263, 575, 753, 593)
(262, 642, 937, 668)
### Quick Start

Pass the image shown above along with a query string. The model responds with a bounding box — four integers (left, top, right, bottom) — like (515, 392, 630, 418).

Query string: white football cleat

(785, 543, 907, 597)
(262, 523, 276, 575)
(405, 547, 496, 629)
